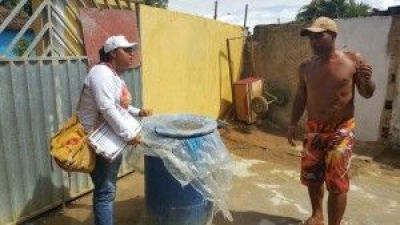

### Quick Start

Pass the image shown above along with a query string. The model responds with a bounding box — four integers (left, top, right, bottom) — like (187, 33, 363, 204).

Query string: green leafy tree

(295, 0, 371, 22)
(144, 0, 168, 9)
(12, 38, 30, 57)
(344, 0, 371, 17)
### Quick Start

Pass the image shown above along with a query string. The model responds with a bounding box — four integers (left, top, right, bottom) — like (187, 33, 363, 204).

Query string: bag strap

(75, 84, 86, 111)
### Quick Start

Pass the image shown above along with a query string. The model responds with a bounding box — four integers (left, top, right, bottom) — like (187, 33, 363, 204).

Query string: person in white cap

(78, 35, 152, 225)
(287, 17, 376, 225)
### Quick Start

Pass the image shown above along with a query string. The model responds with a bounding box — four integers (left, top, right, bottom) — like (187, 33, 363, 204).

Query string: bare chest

(304, 61, 355, 93)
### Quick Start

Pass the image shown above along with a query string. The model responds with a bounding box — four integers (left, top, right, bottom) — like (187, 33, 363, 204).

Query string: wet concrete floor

(28, 127, 400, 225)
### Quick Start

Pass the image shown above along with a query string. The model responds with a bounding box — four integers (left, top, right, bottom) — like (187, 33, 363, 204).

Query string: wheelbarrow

(250, 90, 286, 115)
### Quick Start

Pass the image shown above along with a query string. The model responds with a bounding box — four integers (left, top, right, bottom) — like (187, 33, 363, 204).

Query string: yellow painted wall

(140, 6, 244, 119)
(39, 2, 244, 118)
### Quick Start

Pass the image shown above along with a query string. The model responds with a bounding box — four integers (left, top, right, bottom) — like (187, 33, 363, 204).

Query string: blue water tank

(144, 114, 218, 225)
(145, 156, 212, 225)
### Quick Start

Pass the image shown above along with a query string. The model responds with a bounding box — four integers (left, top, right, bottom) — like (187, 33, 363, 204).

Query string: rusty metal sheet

(80, 8, 141, 68)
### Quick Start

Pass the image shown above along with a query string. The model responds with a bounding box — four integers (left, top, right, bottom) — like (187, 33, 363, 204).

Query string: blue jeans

(90, 154, 123, 225)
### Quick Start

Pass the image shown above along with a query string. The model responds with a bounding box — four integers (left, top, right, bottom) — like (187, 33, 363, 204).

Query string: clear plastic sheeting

(139, 114, 233, 221)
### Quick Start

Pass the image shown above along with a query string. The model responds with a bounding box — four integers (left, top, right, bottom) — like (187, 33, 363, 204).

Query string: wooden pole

(244, 4, 248, 28)
(214, 0, 218, 20)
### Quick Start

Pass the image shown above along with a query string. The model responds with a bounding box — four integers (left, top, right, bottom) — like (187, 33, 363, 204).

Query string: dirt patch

(220, 123, 300, 168)
(219, 120, 400, 178)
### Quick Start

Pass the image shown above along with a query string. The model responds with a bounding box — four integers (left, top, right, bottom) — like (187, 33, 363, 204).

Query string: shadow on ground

(21, 204, 92, 225)
(18, 175, 92, 225)
(374, 148, 400, 169)
(213, 210, 301, 225)
(114, 196, 145, 224)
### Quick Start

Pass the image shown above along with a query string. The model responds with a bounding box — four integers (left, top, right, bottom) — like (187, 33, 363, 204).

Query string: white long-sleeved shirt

(78, 64, 140, 141)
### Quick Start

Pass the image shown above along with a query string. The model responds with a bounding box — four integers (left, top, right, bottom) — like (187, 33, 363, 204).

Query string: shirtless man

(287, 17, 376, 225)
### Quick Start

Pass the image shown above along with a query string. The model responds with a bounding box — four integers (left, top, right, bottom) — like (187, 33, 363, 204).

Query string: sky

(168, 0, 400, 31)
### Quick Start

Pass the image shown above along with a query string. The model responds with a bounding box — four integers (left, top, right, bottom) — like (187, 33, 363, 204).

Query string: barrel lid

(154, 114, 217, 138)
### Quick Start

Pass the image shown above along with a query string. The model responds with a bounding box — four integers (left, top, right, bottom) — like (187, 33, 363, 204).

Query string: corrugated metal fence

(0, 57, 141, 225)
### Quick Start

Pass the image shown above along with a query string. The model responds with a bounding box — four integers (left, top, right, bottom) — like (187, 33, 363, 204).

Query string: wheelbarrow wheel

(251, 96, 269, 114)
(273, 92, 287, 106)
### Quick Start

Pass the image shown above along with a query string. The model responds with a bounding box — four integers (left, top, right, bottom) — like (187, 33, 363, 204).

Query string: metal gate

(0, 0, 138, 58)
(0, 1, 142, 224)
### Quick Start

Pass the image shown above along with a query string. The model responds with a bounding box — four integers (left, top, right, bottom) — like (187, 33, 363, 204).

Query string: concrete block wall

(388, 17, 400, 148)
(253, 17, 396, 143)
(252, 22, 309, 129)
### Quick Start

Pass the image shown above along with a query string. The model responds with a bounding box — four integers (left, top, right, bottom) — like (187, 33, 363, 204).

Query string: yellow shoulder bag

(49, 86, 96, 173)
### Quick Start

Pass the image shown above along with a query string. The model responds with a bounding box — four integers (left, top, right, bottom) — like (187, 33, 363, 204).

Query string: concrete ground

(28, 123, 400, 225)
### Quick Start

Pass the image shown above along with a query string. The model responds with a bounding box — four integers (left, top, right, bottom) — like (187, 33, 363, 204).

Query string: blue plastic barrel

(145, 155, 213, 225)
(143, 114, 219, 225)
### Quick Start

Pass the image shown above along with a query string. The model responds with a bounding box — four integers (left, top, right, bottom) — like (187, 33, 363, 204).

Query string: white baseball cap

(103, 35, 138, 53)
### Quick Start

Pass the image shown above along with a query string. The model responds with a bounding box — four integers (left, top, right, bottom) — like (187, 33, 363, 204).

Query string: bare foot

(299, 217, 324, 225)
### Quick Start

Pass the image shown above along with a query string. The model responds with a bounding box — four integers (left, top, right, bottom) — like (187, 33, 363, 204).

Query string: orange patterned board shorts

(301, 118, 355, 193)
